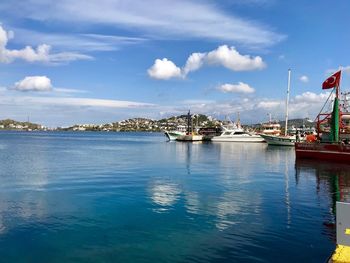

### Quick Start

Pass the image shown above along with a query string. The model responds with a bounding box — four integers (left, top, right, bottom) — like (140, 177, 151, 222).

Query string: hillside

(0, 119, 43, 130)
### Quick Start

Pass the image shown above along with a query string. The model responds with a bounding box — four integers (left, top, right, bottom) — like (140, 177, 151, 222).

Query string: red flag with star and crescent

(322, 70, 341, 89)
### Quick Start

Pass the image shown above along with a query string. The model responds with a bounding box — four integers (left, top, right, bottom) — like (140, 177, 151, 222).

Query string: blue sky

(0, 0, 349, 127)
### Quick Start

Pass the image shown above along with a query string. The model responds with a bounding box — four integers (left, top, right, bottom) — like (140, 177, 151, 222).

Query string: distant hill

(0, 116, 316, 132)
(0, 119, 43, 130)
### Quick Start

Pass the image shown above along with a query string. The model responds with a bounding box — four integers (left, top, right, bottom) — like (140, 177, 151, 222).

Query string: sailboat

(295, 70, 350, 162)
(260, 69, 299, 146)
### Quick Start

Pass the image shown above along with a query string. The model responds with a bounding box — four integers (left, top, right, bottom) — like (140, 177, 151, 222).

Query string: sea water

(0, 131, 347, 263)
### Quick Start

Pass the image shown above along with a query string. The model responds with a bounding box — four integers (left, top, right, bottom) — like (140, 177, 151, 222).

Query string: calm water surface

(0, 131, 348, 263)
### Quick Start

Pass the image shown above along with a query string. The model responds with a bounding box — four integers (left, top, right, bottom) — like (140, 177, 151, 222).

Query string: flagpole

(284, 69, 291, 136)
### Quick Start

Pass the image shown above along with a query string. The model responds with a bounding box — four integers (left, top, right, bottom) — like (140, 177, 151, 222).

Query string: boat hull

(211, 135, 264, 142)
(295, 142, 350, 162)
(176, 134, 203, 141)
(260, 134, 296, 146)
(164, 131, 186, 141)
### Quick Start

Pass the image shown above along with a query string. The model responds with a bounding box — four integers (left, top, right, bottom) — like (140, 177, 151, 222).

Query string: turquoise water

(0, 131, 347, 262)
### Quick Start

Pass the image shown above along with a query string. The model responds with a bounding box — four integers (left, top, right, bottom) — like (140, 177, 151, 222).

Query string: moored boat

(211, 115, 264, 143)
(260, 69, 302, 146)
(260, 134, 296, 146)
(295, 70, 350, 162)
(260, 114, 281, 136)
(176, 110, 203, 142)
(164, 125, 186, 141)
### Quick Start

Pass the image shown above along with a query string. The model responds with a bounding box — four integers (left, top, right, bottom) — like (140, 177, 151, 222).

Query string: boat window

(223, 132, 231, 135)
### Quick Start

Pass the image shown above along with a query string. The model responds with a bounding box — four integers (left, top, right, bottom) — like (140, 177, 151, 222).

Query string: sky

(0, 0, 349, 127)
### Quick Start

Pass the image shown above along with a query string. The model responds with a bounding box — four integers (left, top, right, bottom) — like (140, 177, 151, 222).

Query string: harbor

(0, 0, 349, 262)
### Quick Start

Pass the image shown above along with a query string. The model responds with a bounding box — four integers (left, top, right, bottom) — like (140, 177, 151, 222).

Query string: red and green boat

(295, 70, 350, 162)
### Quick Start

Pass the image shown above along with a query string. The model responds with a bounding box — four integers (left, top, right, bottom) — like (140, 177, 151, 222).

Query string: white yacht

(211, 118, 264, 143)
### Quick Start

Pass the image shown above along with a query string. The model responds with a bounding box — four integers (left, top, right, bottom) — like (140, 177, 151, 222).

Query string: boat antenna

(284, 69, 291, 136)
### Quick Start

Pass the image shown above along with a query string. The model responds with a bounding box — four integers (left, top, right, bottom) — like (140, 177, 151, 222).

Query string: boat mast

(187, 110, 191, 134)
(284, 69, 291, 136)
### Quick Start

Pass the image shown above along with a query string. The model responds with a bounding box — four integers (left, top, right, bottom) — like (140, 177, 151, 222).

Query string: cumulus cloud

(217, 82, 255, 94)
(205, 45, 265, 71)
(0, 25, 91, 64)
(147, 58, 182, 80)
(148, 45, 265, 80)
(183, 52, 206, 75)
(14, 76, 53, 92)
(299, 75, 309, 83)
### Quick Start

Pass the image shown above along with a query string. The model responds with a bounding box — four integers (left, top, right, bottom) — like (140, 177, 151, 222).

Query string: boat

(211, 115, 264, 142)
(260, 69, 301, 146)
(260, 133, 298, 146)
(295, 70, 350, 162)
(176, 111, 203, 142)
(164, 125, 186, 141)
(260, 114, 282, 136)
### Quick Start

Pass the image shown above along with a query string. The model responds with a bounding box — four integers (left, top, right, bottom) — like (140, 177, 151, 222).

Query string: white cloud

(0, 93, 157, 126)
(183, 52, 206, 75)
(205, 45, 265, 71)
(14, 76, 53, 92)
(53, 88, 88, 94)
(299, 75, 309, 83)
(147, 58, 182, 80)
(158, 90, 332, 124)
(27, 97, 155, 108)
(0, 25, 91, 64)
(256, 100, 281, 109)
(294, 91, 331, 103)
(0, 0, 285, 48)
(218, 82, 255, 93)
(326, 66, 350, 75)
(0, 95, 155, 109)
(148, 45, 265, 80)
(10, 28, 147, 52)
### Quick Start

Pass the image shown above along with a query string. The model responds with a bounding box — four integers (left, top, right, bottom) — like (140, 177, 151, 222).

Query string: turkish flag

(322, 70, 341, 89)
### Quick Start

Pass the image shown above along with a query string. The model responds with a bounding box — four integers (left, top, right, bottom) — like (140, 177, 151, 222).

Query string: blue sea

(0, 131, 347, 263)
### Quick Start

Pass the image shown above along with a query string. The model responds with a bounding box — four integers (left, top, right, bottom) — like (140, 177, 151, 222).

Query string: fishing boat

(260, 69, 300, 146)
(164, 125, 186, 141)
(211, 115, 264, 142)
(295, 70, 350, 162)
(176, 111, 203, 142)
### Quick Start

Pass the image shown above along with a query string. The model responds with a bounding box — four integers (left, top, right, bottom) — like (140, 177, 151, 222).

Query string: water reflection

(149, 181, 182, 212)
(295, 160, 350, 203)
(295, 159, 350, 239)
(150, 142, 265, 230)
